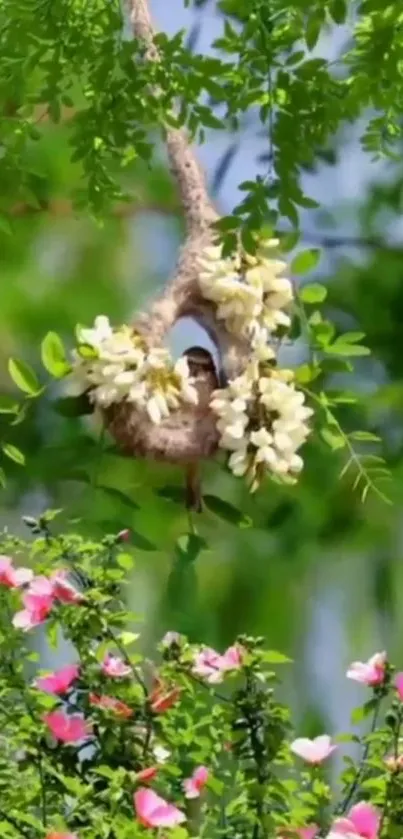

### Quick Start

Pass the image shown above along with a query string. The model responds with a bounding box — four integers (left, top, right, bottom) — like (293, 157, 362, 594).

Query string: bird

(182, 346, 221, 513)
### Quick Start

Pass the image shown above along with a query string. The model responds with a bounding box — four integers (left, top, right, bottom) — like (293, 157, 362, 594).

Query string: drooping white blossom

(68, 316, 199, 423)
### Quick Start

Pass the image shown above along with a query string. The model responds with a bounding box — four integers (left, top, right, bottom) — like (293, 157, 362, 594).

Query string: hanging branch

(128, 0, 250, 379)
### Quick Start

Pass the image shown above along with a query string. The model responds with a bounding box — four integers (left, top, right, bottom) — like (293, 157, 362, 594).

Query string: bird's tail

(185, 463, 202, 513)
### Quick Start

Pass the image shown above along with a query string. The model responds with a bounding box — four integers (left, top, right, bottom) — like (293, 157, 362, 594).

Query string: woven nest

(104, 396, 220, 464)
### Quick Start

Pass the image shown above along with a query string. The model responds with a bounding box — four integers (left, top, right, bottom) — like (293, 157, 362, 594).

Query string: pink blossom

(13, 575, 55, 631)
(35, 664, 79, 695)
(0, 555, 33, 588)
(346, 652, 386, 687)
(44, 710, 91, 744)
(46, 833, 78, 839)
(290, 735, 337, 764)
(134, 787, 186, 828)
(102, 653, 133, 678)
(161, 631, 181, 647)
(395, 672, 403, 701)
(183, 765, 209, 798)
(50, 570, 84, 603)
(331, 801, 380, 839)
(136, 767, 158, 783)
(193, 644, 243, 683)
(89, 693, 133, 718)
(149, 678, 181, 713)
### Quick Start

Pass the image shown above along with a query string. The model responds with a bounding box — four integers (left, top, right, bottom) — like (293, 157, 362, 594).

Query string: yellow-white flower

(78, 315, 113, 349)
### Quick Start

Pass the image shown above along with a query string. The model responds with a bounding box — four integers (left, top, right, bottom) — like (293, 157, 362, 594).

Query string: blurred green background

(1, 0, 403, 745)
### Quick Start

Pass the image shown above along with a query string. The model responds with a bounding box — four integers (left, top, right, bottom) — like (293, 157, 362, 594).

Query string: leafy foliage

(0, 517, 402, 838)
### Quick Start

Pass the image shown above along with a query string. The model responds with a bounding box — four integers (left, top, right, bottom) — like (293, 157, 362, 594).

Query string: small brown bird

(183, 346, 220, 513)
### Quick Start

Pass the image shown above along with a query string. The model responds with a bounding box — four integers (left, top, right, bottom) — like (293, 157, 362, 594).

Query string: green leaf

(320, 427, 346, 451)
(349, 430, 381, 443)
(157, 485, 186, 504)
(339, 331, 366, 343)
(0, 467, 6, 488)
(97, 485, 139, 510)
(2, 443, 25, 465)
(53, 394, 94, 417)
(8, 358, 41, 396)
(261, 650, 292, 664)
(305, 12, 324, 50)
(300, 283, 327, 304)
(130, 530, 157, 551)
(351, 698, 378, 725)
(41, 331, 71, 378)
(0, 395, 18, 414)
(116, 552, 135, 571)
(329, 0, 347, 24)
(203, 494, 252, 527)
(294, 363, 321, 384)
(326, 340, 371, 357)
(119, 631, 139, 646)
(176, 533, 207, 563)
(291, 248, 321, 275)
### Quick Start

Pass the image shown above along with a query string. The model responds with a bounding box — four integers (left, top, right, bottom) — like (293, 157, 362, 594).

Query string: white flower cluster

(198, 237, 292, 344)
(210, 355, 313, 491)
(69, 316, 198, 424)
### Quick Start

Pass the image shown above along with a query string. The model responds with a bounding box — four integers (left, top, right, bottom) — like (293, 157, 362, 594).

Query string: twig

(128, 0, 249, 381)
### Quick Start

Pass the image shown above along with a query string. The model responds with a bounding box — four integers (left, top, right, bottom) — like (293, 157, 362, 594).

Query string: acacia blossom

(101, 653, 133, 678)
(346, 652, 386, 687)
(44, 710, 91, 744)
(35, 664, 79, 695)
(183, 765, 209, 798)
(0, 555, 33, 588)
(69, 317, 198, 423)
(290, 735, 337, 764)
(134, 787, 186, 828)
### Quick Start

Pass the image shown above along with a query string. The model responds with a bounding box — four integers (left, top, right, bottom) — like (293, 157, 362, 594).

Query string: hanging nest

(102, 0, 250, 466)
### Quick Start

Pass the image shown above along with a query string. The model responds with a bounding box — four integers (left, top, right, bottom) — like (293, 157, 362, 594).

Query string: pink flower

(395, 673, 403, 701)
(102, 653, 132, 678)
(46, 834, 78, 839)
(44, 710, 91, 744)
(346, 652, 386, 687)
(13, 575, 55, 631)
(161, 631, 181, 647)
(35, 664, 79, 695)
(50, 570, 84, 604)
(89, 693, 133, 718)
(193, 644, 243, 683)
(331, 801, 380, 839)
(149, 678, 181, 713)
(134, 787, 186, 828)
(183, 765, 209, 798)
(46, 833, 78, 839)
(136, 767, 159, 783)
(0, 555, 33, 588)
(290, 735, 337, 764)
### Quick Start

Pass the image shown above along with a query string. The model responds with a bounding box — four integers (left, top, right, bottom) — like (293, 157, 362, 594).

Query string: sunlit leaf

(2, 443, 25, 465)
(8, 358, 41, 396)
(41, 332, 71, 378)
